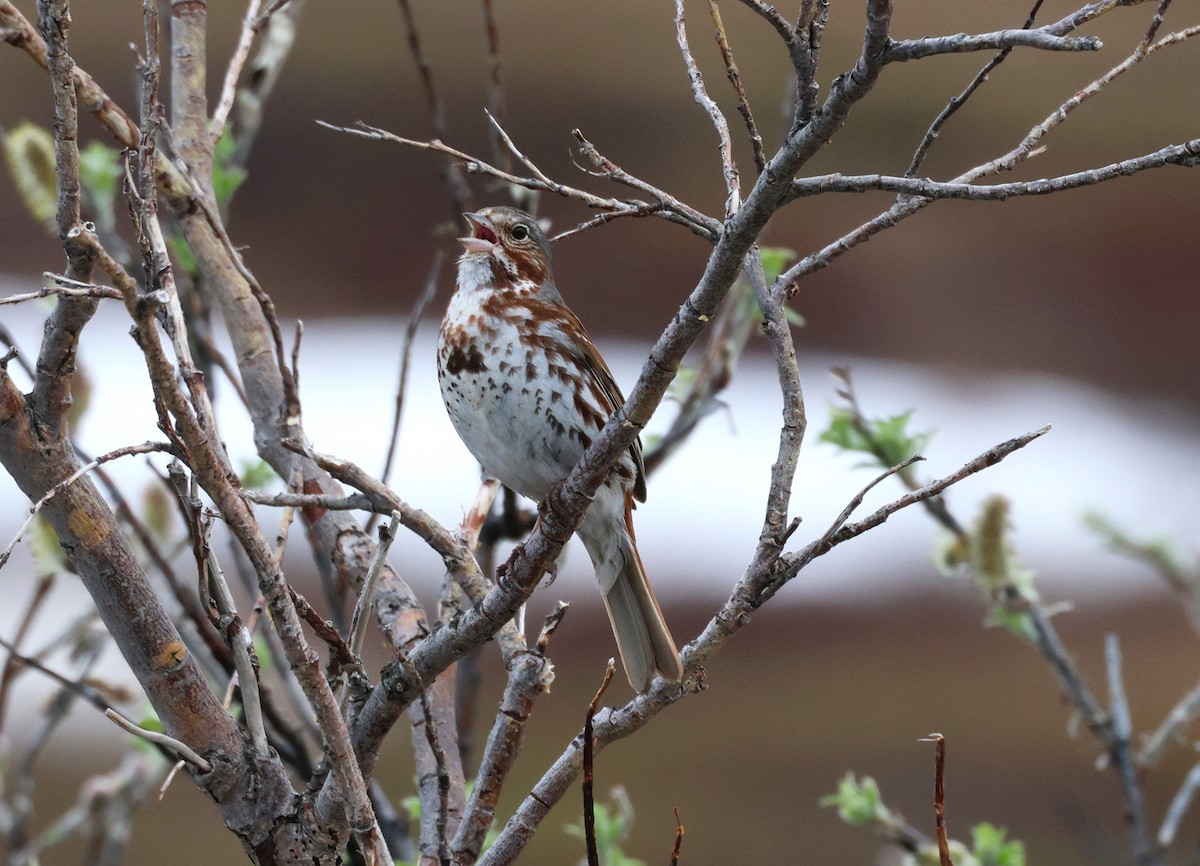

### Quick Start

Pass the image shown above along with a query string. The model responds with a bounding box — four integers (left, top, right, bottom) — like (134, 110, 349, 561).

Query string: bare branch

(775, 22, 1200, 297)
(906, 0, 1046, 178)
(0, 441, 174, 573)
(710, 1, 765, 173)
(209, 0, 263, 144)
(477, 426, 1048, 865)
(105, 709, 212, 772)
(379, 250, 441, 492)
(584, 660, 616, 866)
(1158, 762, 1200, 850)
(318, 120, 719, 241)
(885, 28, 1101, 63)
(918, 734, 953, 866)
(349, 512, 401, 667)
(674, 0, 740, 213)
(1, 282, 121, 305)
(1105, 635, 1154, 865)
(1138, 677, 1200, 768)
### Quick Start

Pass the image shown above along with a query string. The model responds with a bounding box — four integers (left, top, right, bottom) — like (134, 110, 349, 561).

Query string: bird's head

(459, 207, 552, 289)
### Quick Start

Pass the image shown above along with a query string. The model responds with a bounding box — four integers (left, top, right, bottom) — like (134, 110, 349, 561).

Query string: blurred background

(1, 0, 1198, 863)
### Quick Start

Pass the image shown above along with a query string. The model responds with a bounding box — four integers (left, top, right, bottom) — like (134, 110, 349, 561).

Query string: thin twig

(1138, 677, 1200, 768)
(0, 441, 174, 573)
(906, 0, 1045, 178)
(1, 283, 121, 305)
(919, 734, 953, 866)
(584, 660, 616, 866)
(349, 511, 402, 665)
(709, 1, 765, 172)
(674, 0, 740, 214)
(885, 28, 1101, 62)
(1158, 762, 1200, 849)
(671, 807, 685, 865)
(1140, 0, 1173, 51)
(210, 0, 264, 143)
(319, 120, 719, 241)
(379, 251, 441, 494)
(244, 489, 380, 512)
(1106, 634, 1154, 865)
(105, 708, 212, 772)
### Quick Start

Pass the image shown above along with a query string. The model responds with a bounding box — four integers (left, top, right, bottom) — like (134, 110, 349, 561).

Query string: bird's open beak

(460, 212, 499, 254)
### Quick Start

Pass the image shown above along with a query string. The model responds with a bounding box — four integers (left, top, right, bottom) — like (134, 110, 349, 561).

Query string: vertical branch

(210, 0, 264, 144)
(741, 249, 805, 582)
(583, 661, 615, 866)
(396, 0, 472, 218)
(1105, 635, 1156, 866)
(230, 0, 306, 167)
(793, 0, 829, 127)
(674, 0, 740, 214)
(170, 0, 212, 186)
(378, 251, 441, 494)
(30, 0, 98, 430)
(920, 734, 953, 866)
(481, 0, 509, 176)
(450, 602, 565, 864)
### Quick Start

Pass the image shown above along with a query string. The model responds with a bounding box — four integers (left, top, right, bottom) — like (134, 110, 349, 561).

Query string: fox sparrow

(436, 206, 683, 691)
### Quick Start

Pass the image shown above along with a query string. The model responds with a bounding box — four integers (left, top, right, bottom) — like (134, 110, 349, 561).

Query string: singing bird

(436, 207, 683, 691)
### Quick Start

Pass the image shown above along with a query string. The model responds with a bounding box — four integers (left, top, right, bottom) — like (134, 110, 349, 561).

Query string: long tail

(581, 499, 683, 692)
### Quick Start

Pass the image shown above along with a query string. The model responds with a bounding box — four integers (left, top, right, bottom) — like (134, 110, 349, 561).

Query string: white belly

(437, 294, 589, 501)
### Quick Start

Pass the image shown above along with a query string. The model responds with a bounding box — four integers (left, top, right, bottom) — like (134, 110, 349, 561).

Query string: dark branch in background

(919, 734, 953, 866)
(378, 250, 441, 501)
(395, 0, 472, 220)
(584, 661, 616, 866)
(709, 1, 765, 173)
(670, 808, 685, 866)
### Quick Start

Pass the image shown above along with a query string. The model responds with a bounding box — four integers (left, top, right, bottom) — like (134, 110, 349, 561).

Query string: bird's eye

(511, 224, 530, 241)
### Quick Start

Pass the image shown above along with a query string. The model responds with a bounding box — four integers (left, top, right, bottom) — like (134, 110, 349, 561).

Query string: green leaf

(819, 773, 891, 825)
(168, 234, 198, 276)
(253, 635, 275, 674)
(240, 459, 279, 491)
(78, 140, 122, 209)
(971, 822, 1025, 866)
(564, 791, 645, 866)
(665, 366, 698, 403)
(758, 246, 797, 284)
(211, 129, 248, 208)
(30, 514, 65, 576)
(784, 306, 806, 327)
(819, 407, 934, 469)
